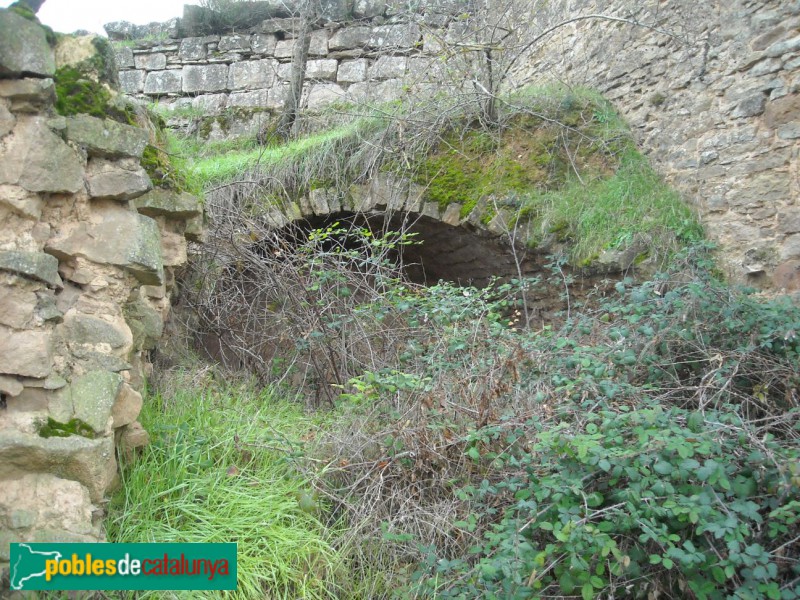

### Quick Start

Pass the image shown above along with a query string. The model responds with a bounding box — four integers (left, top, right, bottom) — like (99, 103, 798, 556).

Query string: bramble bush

(186, 218, 799, 598)
(403, 246, 800, 599)
(294, 242, 800, 598)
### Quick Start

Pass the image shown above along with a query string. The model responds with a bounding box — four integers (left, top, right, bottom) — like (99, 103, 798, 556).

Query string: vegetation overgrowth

(123, 225, 800, 598)
(115, 80, 797, 599)
(168, 86, 700, 265)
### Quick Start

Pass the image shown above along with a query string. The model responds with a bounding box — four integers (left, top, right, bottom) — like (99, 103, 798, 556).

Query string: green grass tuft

(520, 146, 703, 263)
(106, 381, 341, 599)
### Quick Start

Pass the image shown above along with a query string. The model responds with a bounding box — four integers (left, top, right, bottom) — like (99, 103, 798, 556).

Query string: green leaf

(654, 461, 673, 475)
(711, 566, 726, 583)
(466, 447, 481, 461)
(598, 458, 611, 471)
(582, 582, 594, 600)
(649, 554, 662, 565)
(662, 558, 674, 569)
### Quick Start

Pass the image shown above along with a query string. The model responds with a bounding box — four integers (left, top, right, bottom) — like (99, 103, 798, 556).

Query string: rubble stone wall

(510, 0, 800, 288)
(0, 7, 202, 571)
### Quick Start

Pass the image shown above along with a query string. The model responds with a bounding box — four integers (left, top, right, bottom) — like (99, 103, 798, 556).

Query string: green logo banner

(9, 543, 237, 591)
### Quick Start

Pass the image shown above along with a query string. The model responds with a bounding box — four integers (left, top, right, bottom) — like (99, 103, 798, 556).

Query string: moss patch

(38, 417, 96, 439)
(413, 98, 619, 220)
(54, 66, 112, 118)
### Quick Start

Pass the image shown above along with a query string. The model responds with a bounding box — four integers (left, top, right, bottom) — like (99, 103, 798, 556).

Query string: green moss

(8, 2, 36, 21)
(38, 417, 96, 439)
(54, 66, 113, 118)
(9, 2, 57, 45)
(142, 143, 195, 194)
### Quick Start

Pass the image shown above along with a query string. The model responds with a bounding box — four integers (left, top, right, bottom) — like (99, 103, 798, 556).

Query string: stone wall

(113, 0, 799, 290)
(510, 0, 800, 289)
(112, 1, 447, 136)
(0, 8, 201, 571)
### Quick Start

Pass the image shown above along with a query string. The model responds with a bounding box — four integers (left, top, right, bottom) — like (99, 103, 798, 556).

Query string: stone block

(0, 251, 62, 288)
(228, 89, 269, 108)
(319, 0, 352, 21)
(305, 83, 346, 109)
(112, 383, 142, 429)
(182, 64, 230, 93)
(219, 34, 251, 52)
(46, 206, 164, 286)
(118, 421, 150, 458)
(179, 37, 207, 60)
(370, 56, 406, 79)
(0, 116, 83, 194)
(0, 375, 23, 397)
(274, 39, 295, 59)
(124, 295, 164, 352)
(0, 329, 52, 378)
(0, 474, 99, 541)
(277, 61, 293, 80)
(0, 77, 56, 113)
(337, 59, 368, 82)
(0, 429, 116, 502)
(115, 46, 134, 69)
(251, 33, 277, 55)
(766, 35, 800, 57)
(306, 58, 338, 80)
(267, 84, 289, 109)
(69, 371, 123, 435)
(193, 93, 228, 112)
(161, 229, 188, 267)
(732, 93, 767, 118)
(261, 17, 303, 35)
(119, 70, 146, 94)
(85, 158, 152, 201)
(779, 213, 800, 235)
(134, 52, 166, 70)
(0, 184, 41, 220)
(0, 280, 36, 329)
(64, 114, 149, 159)
(309, 30, 330, 56)
(0, 9, 55, 77)
(329, 25, 372, 50)
(143, 69, 182, 94)
(368, 23, 421, 49)
(354, 0, 386, 18)
(134, 188, 203, 219)
(228, 58, 278, 90)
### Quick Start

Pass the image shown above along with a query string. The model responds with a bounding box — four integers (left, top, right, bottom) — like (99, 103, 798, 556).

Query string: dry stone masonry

(0, 7, 201, 571)
(114, 0, 800, 291)
(111, 0, 443, 137)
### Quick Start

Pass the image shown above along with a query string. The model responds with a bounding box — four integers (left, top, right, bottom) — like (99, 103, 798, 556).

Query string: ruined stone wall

(0, 8, 201, 567)
(510, 0, 800, 289)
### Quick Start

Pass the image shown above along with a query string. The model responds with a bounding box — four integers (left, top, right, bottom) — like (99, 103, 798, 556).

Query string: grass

(519, 146, 703, 263)
(105, 377, 342, 599)
(172, 116, 387, 190)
